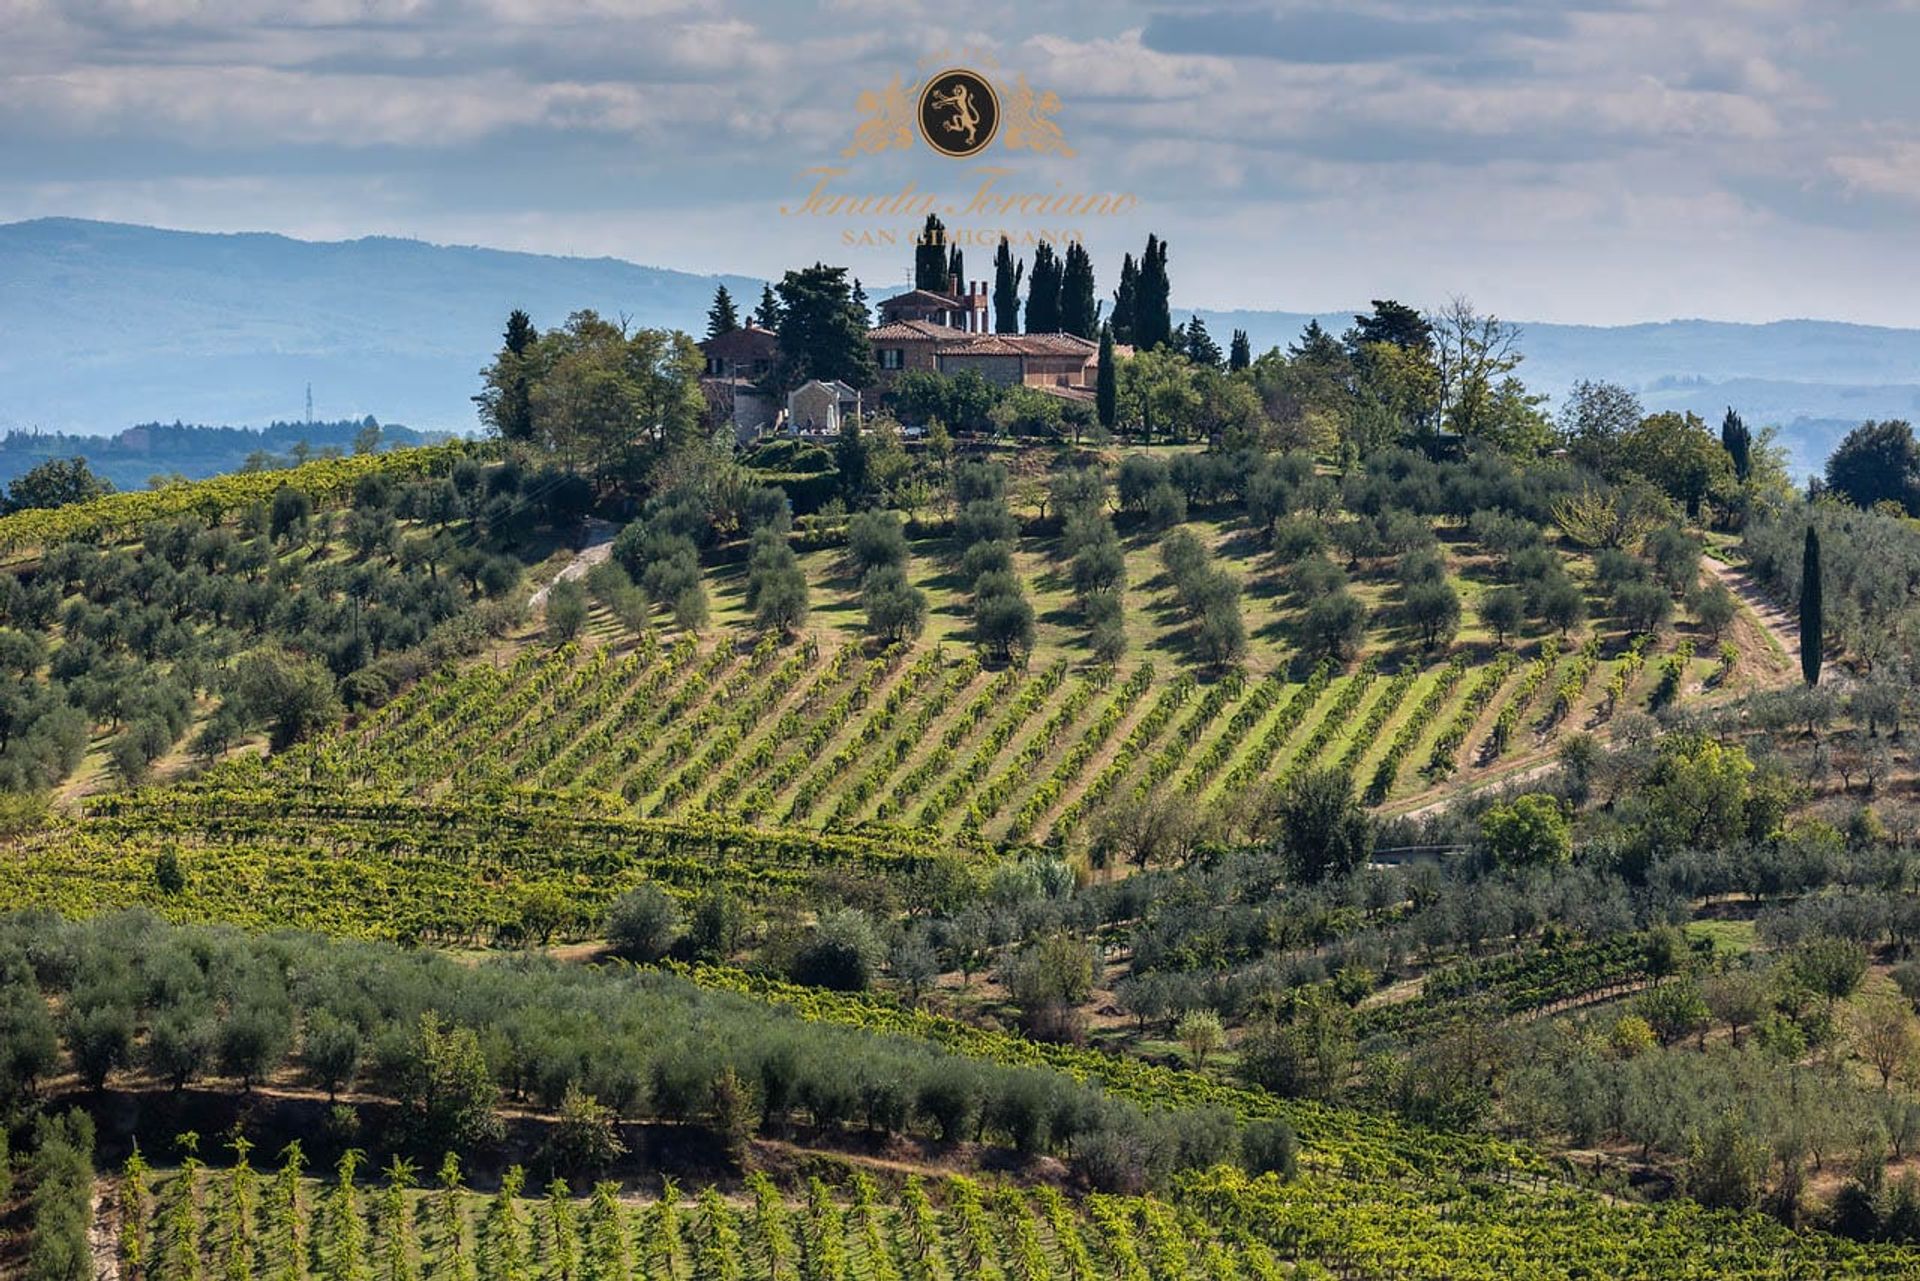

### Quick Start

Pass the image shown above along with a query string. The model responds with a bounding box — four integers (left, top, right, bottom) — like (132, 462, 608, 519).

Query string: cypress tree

(947, 245, 966, 293)
(1111, 253, 1138, 346)
(1096, 323, 1117, 433)
(1721, 407, 1752, 484)
(1025, 243, 1062, 333)
(705, 286, 739, 339)
(991, 237, 1024, 334)
(914, 214, 949, 291)
(1229, 329, 1251, 371)
(1134, 235, 1173, 351)
(1060, 242, 1098, 338)
(493, 310, 537, 442)
(1801, 525, 1822, 686)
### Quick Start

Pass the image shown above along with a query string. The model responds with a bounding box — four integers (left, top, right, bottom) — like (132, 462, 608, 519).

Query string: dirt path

(1392, 560, 1810, 824)
(529, 517, 617, 611)
(1390, 753, 1564, 822)
(1705, 553, 1810, 680)
(89, 1177, 121, 1281)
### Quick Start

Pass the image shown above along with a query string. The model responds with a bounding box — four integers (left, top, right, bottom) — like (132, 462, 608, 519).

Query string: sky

(3, 0, 1920, 326)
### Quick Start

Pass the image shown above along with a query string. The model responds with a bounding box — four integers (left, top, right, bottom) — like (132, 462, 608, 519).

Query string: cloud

(0, 0, 1917, 323)
(1140, 5, 1562, 65)
(1830, 137, 1920, 205)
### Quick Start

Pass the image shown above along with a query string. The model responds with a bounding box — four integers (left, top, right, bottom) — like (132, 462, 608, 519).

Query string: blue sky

(3, 0, 1919, 325)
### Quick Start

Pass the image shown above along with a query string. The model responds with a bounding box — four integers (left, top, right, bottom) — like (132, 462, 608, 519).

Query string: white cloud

(0, 0, 1916, 323)
(1830, 137, 1920, 204)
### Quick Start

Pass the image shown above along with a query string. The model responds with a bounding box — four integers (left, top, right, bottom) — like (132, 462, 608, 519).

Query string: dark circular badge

(917, 69, 999, 158)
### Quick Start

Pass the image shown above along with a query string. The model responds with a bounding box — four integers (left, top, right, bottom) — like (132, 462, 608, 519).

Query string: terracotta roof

(1034, 384, 1097, 402)
(868, 320, 961, 342)
(699, 324, 778, 357)
(878, 287, 965, 309)
(934, 332, 1100, 357)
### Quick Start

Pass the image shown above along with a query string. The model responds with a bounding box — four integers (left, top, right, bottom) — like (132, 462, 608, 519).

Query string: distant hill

(3, 218, 1916, 477)
(0, 218, 764, 437)
(0, 419, 450, 490)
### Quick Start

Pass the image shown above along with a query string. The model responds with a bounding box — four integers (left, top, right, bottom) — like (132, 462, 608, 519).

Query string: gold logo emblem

(919, 68, 998, 158)
(842, 67, 1074, 160)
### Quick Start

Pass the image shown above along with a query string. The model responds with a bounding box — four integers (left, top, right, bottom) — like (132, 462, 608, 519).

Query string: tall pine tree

(1721, 407, 1752, 484)
(1096, 323, 1117, 433)
(852, 277, 870, 328)
(1801, 525, 1822, 687)
(505, 310, 535, 356)
(478, 310, 537, 442)
(1229, 328, 1251, 371)
(706, 286, 739, 339)
(991, 237, 1024, 334)
(1060, 242, 1098, 338)
(753, 284, 782, 330)
(1184, 314, 1221, 367)
(772, 263, 877, 393)
(1348, 299, 1431, 352)
(1025, 243, 1063, 333)
(1111, 253, 1138, 346)
(915, 215, 949, 292)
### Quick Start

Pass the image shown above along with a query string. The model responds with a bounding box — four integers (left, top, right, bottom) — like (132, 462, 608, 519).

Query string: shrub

(1613, 580, 1673, 633)
(1144, 483, 1187, 531)
(1073, 1126, 1150, 1194)
(545, 578, 589, 643)
(548, 1082, 628, 1174)
(1480, 794, 1572, 868)
(1177, 1009, 1226, 1068)
(1300, 590, 1366, 663)
(862, 564, 927, 642)
(790, 909, 883, 991)
(1288, 554, 1345, 598)
(606, 884, 681, 962)
(1405, 580, 1461, 649)
(916, 1061, 982, 1142)
(1694, 579, 1737, 640)
(960, 538, 1013, 580)
(955, 500, 1017, 550)
(974, 580, 1036, 662)
(1116, 455, 1169, 512)
(846, 509, 907, 571)
(1239, 1118, 1299, 1179)
(396, 1012, 503, 1153)
(1278, 768, 1371, 884)
(1478, 586, 1525, 644)
(24, 1110, 94, 1281)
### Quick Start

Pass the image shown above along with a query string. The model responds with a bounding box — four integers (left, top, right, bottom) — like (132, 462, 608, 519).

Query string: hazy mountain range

(5, 217, 1918, 479)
